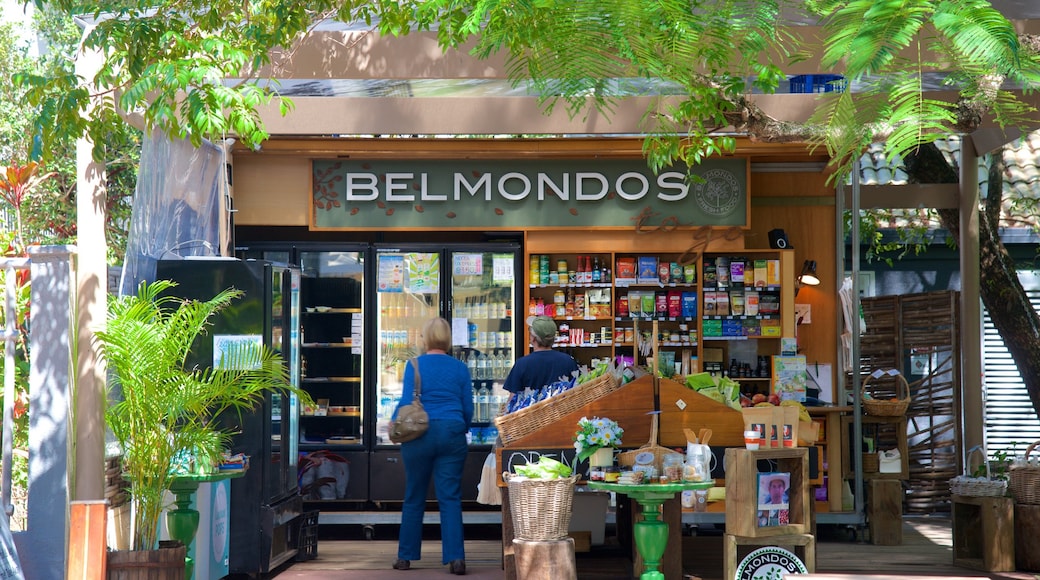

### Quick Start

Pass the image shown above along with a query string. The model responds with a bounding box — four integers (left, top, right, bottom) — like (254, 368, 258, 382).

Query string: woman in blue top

(392, 317, 473, 575)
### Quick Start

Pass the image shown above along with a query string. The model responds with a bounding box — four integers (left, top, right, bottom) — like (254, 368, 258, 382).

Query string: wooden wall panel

(749, 170, 839, 396)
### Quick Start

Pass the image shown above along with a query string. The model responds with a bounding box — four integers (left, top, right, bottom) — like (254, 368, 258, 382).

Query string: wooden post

(868, 479, 902, 545)
(68, 500, 108, 580)
(501, 486, 516, 580)
(513, 538, 576, 580)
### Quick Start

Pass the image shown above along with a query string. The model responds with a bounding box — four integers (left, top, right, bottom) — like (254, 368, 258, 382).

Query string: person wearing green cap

(502, 315, 579, 396)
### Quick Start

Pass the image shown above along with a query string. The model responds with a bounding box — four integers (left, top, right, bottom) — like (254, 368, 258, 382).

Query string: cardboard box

(754, 259, 768, 288)
(761, 318, 782, 337)
(637, 256, 659, 284)
(766, 259, 781, 286)
(616, 257, 637, 282)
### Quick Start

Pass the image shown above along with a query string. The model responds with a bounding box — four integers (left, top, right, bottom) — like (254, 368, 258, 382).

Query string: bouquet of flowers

(574, 416, 624, 461)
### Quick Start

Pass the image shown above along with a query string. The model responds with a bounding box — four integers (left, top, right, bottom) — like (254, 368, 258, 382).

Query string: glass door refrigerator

(295, 248, 369, 504)
(155, 257, 303, 575)
(369, 244, 520, 502)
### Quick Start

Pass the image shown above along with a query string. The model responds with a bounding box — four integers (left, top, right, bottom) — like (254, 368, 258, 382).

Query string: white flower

(574, 416, 624, 461)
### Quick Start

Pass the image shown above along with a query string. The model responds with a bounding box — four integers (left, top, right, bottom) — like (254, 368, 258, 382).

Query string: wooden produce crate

(497, 374, 746, 451)
(724, 447, 810, 538)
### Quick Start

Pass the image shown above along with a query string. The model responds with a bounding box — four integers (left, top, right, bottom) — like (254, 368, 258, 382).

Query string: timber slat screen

(852, 291, 960, 513)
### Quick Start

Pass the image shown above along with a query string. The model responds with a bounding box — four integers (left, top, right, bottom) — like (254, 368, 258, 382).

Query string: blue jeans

(398, 419, 468, 564)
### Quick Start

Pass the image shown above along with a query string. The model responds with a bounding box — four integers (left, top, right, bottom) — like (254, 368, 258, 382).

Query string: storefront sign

(734, 546, 808, 580)
(312, 158, 748, 230)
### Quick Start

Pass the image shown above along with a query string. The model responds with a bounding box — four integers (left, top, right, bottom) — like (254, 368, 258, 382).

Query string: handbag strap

(410, 358, 422, 401)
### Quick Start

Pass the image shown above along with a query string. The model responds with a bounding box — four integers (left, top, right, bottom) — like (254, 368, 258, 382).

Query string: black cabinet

(369, 450, 489, 502)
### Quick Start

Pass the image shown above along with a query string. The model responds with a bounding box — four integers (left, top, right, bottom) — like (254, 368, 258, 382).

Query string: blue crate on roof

(789, 74, 846, 93)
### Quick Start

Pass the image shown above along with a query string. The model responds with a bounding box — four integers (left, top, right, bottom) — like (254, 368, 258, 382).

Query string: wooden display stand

(723, 448, 814, 580)
(724, 533, 816, 579)
(841, 415, 909, 480)
(496, 375, 747, 580)
(724, 448, 810, 537)
(951, 494, 1014, 572)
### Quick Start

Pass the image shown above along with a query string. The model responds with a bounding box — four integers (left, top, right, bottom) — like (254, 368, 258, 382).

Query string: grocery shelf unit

(521, 244, 795, 378)
(701, 251, 794, 397)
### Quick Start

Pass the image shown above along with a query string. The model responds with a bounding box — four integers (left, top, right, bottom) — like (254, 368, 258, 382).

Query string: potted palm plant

(95, 279, 310, 575)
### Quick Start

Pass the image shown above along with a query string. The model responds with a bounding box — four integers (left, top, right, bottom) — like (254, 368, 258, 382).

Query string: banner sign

(311, 158, 748, 230)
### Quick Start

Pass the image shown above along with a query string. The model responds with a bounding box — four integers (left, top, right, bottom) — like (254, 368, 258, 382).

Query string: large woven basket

(1010, 440, 1040, 505)
(861, 370, 911, 417)
(950, 446, 1007, 498)
(504, 473, 578, 541)
(495, 373, 620, 445)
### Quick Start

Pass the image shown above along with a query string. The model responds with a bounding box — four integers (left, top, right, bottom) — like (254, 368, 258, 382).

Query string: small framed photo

(757, 472, 790, 527)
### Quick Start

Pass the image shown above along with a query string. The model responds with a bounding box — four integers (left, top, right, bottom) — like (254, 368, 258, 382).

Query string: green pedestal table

(588, 480, 713, 580)
(167, 470, 245, 580)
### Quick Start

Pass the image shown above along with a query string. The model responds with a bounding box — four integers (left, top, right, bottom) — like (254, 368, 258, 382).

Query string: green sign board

(311, 158, 748, 230)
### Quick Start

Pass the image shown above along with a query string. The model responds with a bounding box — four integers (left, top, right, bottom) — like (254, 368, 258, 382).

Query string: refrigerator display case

(369, 245, 520, 501)
(296, 249, 370, 501)
(155, 258, 303, 575)
(235, 242, 521, 505)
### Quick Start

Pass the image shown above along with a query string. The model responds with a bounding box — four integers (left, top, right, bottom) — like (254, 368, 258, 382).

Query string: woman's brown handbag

(389, 358, 429, 443)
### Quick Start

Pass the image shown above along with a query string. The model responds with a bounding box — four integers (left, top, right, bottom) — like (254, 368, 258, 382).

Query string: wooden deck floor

(272, 516, 1036, 580)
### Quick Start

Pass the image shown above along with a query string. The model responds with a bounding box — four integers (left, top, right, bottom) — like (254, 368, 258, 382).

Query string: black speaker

(768, 229, 790, 249)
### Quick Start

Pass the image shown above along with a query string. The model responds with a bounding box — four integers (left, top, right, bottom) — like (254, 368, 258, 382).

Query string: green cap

(526, 315, 557, 341)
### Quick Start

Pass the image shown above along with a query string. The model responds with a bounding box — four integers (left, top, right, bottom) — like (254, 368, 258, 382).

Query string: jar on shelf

(662, 454, 684, 483)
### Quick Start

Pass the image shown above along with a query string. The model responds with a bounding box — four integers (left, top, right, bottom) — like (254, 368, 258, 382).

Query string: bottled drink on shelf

(472, 388, 483, 423)
(478, 352, 489, 380)
(592, 257, 602, 283)
(477, 385, 491, 423)
(466, 351, 477, 377)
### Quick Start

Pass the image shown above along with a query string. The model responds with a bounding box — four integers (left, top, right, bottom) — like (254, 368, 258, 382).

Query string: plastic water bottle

(477, 385, 490, 423)
(471, 388, 482, 423)
(478, 352, 489, 380)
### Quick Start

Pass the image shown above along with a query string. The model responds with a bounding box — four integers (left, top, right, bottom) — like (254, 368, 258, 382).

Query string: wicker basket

(861, 371, 911, 417)
(950, 446, 1008, 498)
(495, 373, 620, 445)
(1010, 440, 1040, 505)
(504, 473, 578, 541)
(617, 413, 682, 474)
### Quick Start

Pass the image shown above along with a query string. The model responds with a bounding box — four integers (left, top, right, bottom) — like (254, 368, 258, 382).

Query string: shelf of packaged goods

(552, 316, 613, 322)
(619, 343, 698, 349)
(615, 316, 698, 323)
(552, 343, 612, 349)
(702, 315, 781, 321)
(304, 307, 363, 314)
(614, 282, 698, 290)
(529, 283, 614, 290)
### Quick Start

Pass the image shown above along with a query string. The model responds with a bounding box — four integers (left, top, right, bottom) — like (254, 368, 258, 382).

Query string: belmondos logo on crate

(735, 546, 808, 580)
